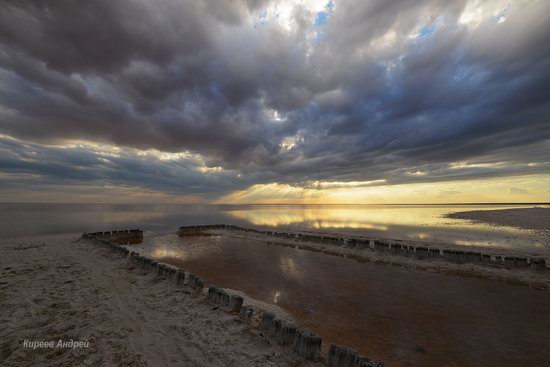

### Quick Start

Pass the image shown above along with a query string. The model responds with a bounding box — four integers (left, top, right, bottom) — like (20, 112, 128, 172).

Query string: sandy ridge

(446, 207, 550, 231)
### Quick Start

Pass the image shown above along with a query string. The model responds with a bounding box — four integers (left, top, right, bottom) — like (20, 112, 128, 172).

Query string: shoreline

(0, 232, 326, 367)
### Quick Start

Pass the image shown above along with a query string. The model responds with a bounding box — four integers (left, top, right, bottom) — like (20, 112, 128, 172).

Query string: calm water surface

(0, 203, 548, 251)
(134, 233, 550, 367)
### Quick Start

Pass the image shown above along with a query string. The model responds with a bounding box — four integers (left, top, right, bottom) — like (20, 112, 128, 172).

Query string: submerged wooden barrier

(176, 225, 548, 273)
(84, 228, 385, 366)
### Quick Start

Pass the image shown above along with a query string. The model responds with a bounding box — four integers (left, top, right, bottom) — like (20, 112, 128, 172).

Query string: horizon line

(0, 202, 549, 206)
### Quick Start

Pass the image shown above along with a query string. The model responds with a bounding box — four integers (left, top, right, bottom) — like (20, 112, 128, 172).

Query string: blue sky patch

(315, 11, 328, 26)
(419, 24, 437, 38)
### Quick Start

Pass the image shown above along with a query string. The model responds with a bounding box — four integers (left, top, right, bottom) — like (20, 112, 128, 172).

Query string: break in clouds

(0, 0, 549, 200)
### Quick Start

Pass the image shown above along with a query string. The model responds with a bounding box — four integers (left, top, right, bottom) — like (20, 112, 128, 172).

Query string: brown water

(133, 233, 550, 367)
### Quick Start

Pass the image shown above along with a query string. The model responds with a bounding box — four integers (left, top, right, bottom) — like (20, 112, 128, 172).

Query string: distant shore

(446, 207, 550, 230)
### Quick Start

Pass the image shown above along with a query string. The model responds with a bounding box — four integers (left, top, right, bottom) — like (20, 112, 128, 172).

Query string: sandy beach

(446, 207, 550, 230)
(0, 233, 323, 367)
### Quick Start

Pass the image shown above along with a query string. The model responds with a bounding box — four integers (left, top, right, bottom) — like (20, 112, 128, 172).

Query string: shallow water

(134, 233, 550, 367)
(0, 203, 548, 253)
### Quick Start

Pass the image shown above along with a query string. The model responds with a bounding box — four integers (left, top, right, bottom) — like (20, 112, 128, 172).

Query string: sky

(0, 0, 549, 204)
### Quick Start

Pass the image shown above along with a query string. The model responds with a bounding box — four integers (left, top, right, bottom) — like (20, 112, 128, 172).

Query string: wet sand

(152, 232, 550, 367)
(0, 234, 323, 367)
(447, 207, 550, 231)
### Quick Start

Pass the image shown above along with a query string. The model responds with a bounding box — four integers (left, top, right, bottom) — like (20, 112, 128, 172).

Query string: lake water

(134, 232, 550, 367)
(2, 203, 549, 366)
(0, 203, 548, 253)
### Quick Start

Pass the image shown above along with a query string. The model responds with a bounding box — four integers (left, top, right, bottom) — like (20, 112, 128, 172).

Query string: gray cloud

(0, 0, 549, 199)
(0, 135, 248, 197)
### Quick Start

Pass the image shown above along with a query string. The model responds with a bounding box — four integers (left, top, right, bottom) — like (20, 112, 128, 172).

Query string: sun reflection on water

(226, 205, 533, 232)
(152, 247, 184, 259)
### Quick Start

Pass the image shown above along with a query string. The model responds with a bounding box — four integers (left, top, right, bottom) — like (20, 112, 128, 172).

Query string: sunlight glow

(217, 174, 550, 204)
(459, 0, 511, 27)
(258, 0, 330, 32)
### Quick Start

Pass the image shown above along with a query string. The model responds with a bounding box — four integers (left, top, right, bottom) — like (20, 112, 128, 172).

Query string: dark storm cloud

(0, 136, 247, 195)
(0, 0, 549, 197)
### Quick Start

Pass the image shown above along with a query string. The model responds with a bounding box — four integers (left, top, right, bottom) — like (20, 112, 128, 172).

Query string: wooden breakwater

(83, 229, 384, 367)
(177, 224, 548, 272)
(83, 229, 143, 245)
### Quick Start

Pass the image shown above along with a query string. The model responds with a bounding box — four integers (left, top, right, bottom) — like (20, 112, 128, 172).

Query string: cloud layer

(0, 0, 549, 201)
